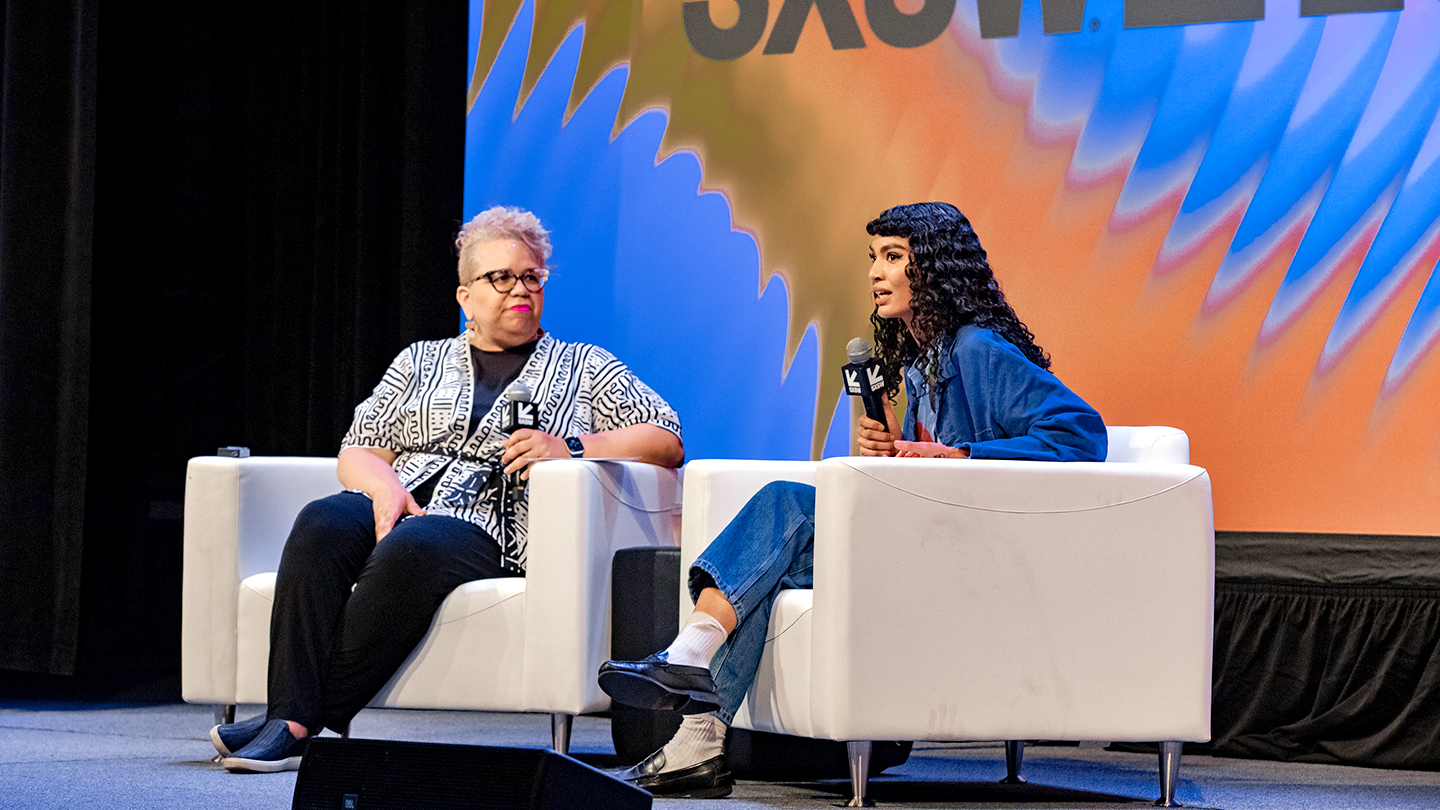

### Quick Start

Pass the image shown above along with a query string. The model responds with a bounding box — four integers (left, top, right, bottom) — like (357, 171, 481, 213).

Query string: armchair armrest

(1105, 425, 1190, 463)
(181, 456, 340, 704)
(809, 456, 1215, 743)
(677, 460, 821, 624)
(523, 460, 682, 714)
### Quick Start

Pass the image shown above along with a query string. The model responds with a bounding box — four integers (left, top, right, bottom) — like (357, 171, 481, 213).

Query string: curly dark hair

(867, 201, 1049, 398)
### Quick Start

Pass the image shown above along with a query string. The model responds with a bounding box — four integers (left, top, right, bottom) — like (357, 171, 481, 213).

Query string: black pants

(267, 491, 506, 733)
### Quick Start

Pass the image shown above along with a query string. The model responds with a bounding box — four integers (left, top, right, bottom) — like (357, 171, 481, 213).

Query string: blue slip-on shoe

(209, 713, 268, 757)
(221, 719, 310, 773)
(597, 652, 720, 714)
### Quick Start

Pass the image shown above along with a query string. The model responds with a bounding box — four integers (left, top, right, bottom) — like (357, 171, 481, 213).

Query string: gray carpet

(2, 699, 1437, 810)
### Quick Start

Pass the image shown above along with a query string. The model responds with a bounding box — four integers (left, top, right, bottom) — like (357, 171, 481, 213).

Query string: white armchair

(679, 427, 1214, 806)
(181, 456, 681, 753)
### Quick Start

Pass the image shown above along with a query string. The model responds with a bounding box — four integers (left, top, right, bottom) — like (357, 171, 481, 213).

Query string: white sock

(659, 713, 727, 771)
(663, 611, 728, 668)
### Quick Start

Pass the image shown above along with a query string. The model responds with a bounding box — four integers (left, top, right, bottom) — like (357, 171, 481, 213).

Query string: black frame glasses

(476, 268, 550, 293)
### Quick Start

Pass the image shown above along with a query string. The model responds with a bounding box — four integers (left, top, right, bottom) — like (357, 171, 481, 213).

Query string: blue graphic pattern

(992, 0, 1440, 390)
(463, 0, 849, 462)
(466, 0, 1440, 464)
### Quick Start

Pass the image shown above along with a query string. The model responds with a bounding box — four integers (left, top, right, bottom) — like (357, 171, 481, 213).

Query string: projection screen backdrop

(461, 0, 1440, 535)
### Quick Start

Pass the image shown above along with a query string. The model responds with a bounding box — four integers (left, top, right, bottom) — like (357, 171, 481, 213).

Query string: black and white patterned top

(340, 332, 682, 573)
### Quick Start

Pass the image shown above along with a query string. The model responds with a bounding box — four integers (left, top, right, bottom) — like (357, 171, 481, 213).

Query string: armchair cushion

(233, 574, 529, 708)
(732, 589, 815, 738)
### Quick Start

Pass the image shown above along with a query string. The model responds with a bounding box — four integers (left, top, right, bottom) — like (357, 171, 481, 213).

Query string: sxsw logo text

(683, 0, 1403, 60)
(843, 364, 885, 395)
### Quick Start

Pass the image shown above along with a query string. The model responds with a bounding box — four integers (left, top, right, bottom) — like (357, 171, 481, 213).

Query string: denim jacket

(902, 324, 1107, 462)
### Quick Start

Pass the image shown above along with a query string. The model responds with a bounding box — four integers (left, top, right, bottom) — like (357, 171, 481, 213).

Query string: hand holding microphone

(498, 380, 569, 480)
(843, 337, 900, 456)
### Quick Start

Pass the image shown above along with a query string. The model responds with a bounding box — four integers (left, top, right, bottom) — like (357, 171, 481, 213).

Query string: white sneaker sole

(209, 725, 233, 757)
(221, 753, 304, 773)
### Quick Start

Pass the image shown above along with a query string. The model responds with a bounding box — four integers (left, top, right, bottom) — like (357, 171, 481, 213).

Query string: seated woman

(598, 201, 1106, 798)
(212, 206, 684, 773)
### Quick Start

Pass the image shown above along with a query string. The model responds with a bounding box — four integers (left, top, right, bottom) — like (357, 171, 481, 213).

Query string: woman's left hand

(893, 440, 969, 459)
(501, 429, 571, 479)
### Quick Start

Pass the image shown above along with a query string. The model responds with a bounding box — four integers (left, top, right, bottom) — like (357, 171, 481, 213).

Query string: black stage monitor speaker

(292, 738, 651, 810)
(610, 546, 683, 763)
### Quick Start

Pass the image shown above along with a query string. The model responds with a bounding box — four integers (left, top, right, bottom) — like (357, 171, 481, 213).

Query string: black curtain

(0, 0, 97, 675)
(1211, 583, 1440, 769)
(1204, 532, 1440, 770)
(2, 0, 466, 675)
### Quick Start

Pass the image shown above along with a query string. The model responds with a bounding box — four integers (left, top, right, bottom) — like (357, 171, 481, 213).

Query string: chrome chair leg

(210, 704, 237, 761)
(1155, 740, 1183, 807)
(845, 740, 875, 807)
(1001, 739, 1026, 784)
(551, 713, 573, 756)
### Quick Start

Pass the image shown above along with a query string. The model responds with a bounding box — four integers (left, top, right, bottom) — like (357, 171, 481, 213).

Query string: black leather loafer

(598, 653, 720, 714)
(614, 749, 733, 799)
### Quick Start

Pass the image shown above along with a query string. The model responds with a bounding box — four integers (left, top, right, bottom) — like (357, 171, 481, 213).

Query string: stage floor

(2, 699, 1437, 809)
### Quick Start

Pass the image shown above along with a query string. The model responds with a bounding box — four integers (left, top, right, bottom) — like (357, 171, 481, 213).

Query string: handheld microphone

(497, 380, 539, 511)
(500, 380, 538, 434)
(842, 337, 889, 425)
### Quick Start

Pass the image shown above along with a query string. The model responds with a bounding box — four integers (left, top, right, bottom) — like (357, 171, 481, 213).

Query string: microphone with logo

(842, 337, 889, 426)
(500, 379, 538, 435)
(496, 380, 539, 533)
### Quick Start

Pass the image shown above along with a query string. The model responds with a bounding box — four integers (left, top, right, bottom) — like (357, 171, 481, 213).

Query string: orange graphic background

(470, 1, 1440, 535)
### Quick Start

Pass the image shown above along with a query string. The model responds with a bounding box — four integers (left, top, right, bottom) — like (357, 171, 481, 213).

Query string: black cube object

(292, 738, 650, 810)
(727, 728, 913, 779)
(609, 546, 684, 763)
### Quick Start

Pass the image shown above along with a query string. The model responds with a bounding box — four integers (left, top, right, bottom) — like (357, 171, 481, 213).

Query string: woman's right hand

(857, 397, 903, 456)
(337, 446, 425, 542)
(857, 415, 897, 456)
(370, 484, 427, 542)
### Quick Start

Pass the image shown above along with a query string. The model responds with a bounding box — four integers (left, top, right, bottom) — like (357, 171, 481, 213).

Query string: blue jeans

(688, 480, 815, 725)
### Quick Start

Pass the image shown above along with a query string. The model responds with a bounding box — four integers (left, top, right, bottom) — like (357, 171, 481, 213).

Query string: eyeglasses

(475, 268, 550, 293)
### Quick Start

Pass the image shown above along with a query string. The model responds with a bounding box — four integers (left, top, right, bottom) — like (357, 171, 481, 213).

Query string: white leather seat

(182, 456, 681, 753)
(679, 427, 1213, 806)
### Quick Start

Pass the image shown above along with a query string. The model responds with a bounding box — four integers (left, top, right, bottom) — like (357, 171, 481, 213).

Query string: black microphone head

(846, 337, 874, 366)
(504, 380, 533, 403)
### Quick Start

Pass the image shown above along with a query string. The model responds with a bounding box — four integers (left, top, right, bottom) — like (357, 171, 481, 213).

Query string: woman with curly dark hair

(598, 202, 1106, 798)
(870, 200, 1048, 388)
(859, 201, 1102, 462)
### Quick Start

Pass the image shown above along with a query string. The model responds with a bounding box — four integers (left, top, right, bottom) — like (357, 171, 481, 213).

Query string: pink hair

(455, 206, 553, 283)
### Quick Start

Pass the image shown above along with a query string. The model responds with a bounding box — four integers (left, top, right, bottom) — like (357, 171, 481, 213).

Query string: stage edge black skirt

(1207, 531, 1440, 770)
